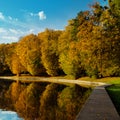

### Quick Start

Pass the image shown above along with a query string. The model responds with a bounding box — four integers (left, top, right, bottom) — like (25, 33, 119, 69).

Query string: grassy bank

(106, 85, 120, 115)
(80, 77, 120, 84)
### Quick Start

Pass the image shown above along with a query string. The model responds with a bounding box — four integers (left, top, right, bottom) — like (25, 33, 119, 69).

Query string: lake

(0, 79, 91, 120)
(0, 109, 23, 120)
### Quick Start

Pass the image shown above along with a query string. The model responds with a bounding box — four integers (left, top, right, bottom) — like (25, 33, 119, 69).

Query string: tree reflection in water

(0, 80, 91, 120)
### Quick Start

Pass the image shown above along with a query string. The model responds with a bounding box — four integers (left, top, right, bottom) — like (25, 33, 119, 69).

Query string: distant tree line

(0, 1, 120, 79)
(0, 81, 90, 120)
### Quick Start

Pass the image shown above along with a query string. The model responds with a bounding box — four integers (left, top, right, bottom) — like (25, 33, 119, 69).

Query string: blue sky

(0, 0, 107, 43)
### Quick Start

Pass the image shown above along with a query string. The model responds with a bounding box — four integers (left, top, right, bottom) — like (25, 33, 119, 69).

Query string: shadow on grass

(106, 84, 120, 115)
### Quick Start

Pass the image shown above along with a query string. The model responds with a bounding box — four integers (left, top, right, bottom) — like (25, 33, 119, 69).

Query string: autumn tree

(77, 3, 120, 77)
(0, 44, 11, 74)
(108, 0, 120, 16)
(100, 7, 120, 76)
(16, 34, 45, 75)
(38, 29, 62, 76)
(77, 8, 101, 78)
(93, 3, 120, 77)
(5, 43, 16, 69)
(58, 12, 88, 79)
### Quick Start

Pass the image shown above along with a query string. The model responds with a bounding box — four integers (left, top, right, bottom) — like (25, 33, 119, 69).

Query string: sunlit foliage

(38, 29, 62, 76)
(58, 13, 86, 79)
(108, 0, 120, 16)
(16, 34, 45, 75)
(0, 1, 120, 79)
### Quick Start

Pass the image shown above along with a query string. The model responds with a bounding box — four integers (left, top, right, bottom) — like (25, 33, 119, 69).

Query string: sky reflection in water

(0, 109, 23, 120)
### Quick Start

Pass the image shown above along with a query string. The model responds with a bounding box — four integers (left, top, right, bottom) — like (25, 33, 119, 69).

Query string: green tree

(108, 0, 120, 16)
(58, 11, 89, 79)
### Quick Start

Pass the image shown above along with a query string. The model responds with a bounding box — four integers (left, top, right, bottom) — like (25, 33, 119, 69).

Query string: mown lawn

(80, 77, 120, 84)
(106, 84, 120, 115)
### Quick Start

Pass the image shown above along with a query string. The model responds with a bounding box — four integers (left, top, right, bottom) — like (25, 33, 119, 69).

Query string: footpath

(76, 85, 120, 120)
(0, 76, 106, 86)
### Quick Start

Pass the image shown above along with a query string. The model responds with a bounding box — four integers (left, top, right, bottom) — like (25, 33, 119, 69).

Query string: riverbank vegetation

(0, 0, 120, 79)
(0, 80, 91, 120)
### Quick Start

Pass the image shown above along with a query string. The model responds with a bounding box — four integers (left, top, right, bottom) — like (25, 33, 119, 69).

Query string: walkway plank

(76, 86, 120, 120)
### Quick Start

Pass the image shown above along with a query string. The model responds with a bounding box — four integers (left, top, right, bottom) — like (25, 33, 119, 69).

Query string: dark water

(0, 79, 91, 120)
(0, 109, 23, 120)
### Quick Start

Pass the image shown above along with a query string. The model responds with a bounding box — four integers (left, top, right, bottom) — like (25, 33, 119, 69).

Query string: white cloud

(9, 28, 19, 34)
(8, 16, 12, 20)
(1, 36, 18, 41)
(38, 11, 46, 20)
(0, 12, 5, 20)
(0, 27, 42, 43)
(30, 12, 34, 16)
(0, 11, 45, 43)
(0, 28, 7, 33)
(28, 11, 47, 21)
(0, 28, 22, 43)
(28, 29, 35, 33)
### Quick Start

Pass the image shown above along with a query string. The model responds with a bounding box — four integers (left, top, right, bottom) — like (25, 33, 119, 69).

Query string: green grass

(80, 77, 120, 84)
(106, 84, 120, 115)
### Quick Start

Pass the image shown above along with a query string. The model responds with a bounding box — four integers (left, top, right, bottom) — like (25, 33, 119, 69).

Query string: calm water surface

(0, 109, 23, 120)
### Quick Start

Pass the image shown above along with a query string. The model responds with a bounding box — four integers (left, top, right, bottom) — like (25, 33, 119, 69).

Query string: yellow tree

(99, 8, 120, 76)
(16, 34, 45, 75)
(11, 54, 25, 76)
(38, 29, 62, 76)
(77, 3, 120, 77)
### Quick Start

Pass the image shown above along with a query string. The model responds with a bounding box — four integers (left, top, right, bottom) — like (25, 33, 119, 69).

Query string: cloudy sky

(0, 0, 107, 43)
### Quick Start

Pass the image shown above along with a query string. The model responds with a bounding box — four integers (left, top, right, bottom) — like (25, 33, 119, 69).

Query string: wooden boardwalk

(76, 85, 120, 120)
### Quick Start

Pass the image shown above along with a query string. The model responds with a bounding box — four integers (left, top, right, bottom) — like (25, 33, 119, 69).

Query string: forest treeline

(0, 1, 120, 79)
(0, 80, 91, 120)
